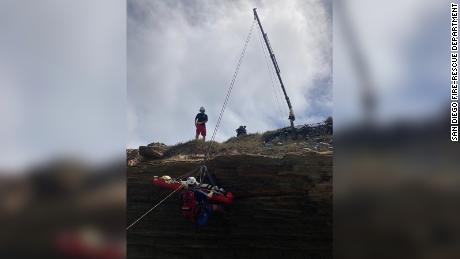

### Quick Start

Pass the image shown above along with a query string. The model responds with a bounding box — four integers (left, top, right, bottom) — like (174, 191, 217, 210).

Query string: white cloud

(334, 0, 449, 128)
(128, 0, 332, 146)
(0, 1, 126, 171)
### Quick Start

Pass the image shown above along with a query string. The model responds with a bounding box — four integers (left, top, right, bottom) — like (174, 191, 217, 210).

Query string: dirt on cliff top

(129, 120, 333, 165)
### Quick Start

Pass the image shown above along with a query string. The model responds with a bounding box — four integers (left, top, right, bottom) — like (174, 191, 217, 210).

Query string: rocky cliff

(127, 123, 332, 259)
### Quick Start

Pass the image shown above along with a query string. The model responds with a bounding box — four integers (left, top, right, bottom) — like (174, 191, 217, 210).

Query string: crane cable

(255, 23, 287, 128)
(204, 19, 256, 163)
(127, 20, 256, 231)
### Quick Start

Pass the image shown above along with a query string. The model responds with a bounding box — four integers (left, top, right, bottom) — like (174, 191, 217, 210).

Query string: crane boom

(253, 8, 295, 128)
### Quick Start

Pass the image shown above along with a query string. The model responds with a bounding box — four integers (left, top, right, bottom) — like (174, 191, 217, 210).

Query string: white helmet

(199, 106, 205, 112)
(186, 177, 197, 185)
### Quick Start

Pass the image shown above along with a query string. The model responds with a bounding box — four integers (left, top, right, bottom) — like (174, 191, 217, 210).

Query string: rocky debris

(138, 142, 167, 159)
(138, 146, 163, 159)
(263, 119, 332, 143)
(127, 119, 333, 168)
(127, 120, 332, 167)
(147, 142, 168, 149)
(127, 149, 140, 166)
(259, 119, 333, 153)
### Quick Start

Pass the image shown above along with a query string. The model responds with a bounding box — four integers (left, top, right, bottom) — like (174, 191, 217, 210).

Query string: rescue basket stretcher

(152, 175, 233, 205)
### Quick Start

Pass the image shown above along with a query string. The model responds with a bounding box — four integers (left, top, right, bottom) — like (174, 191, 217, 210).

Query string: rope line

(126, 184, 184, 230)
(128, 20, 258, 231)
(204, 19, 256, 161)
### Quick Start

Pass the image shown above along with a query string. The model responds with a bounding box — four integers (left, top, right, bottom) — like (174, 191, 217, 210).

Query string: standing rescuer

(195, 106, 208, 141)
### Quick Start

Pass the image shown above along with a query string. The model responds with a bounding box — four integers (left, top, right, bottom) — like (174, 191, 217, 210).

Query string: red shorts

(196, 124, 206, 136)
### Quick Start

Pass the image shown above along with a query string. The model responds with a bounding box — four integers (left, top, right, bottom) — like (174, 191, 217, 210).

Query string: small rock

(127, 149, 140, 166)
(139, 145, 165, 159)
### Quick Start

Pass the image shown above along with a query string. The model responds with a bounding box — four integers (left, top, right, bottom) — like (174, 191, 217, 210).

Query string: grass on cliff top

(162, 132, 320, 158)
(163, 133, 264, 157)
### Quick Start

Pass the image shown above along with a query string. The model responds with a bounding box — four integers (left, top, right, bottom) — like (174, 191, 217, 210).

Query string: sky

(0, 1, 126, 171)
(0, 0, 451, 170)
(127, 0, 332, 147)
(334, 0, 450, 129)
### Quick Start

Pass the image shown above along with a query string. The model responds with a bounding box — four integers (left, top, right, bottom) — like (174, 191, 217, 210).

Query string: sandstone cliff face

(127, 152, 332, 259)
